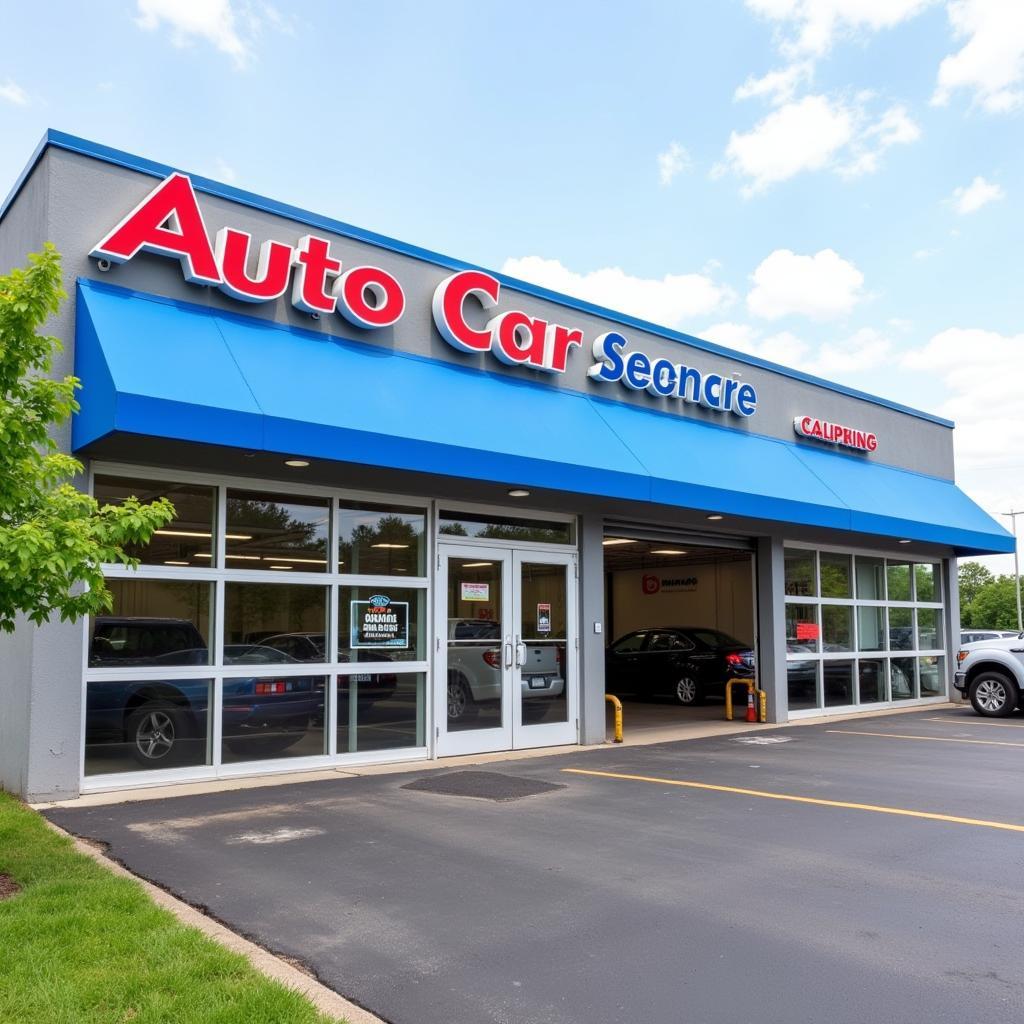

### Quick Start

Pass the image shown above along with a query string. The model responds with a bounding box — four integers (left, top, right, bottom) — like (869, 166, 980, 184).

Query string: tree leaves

(0, 246, 175, 632)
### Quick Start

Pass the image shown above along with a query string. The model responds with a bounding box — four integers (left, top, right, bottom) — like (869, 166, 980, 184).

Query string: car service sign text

(794, 416, 878, 453)
(91, 173, 758, 418)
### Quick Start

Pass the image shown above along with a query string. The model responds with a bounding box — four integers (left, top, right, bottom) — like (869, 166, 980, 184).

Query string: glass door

(436, 544, 578, 756)
(513, 551, 577, 750)
(437, 546, 514, 756)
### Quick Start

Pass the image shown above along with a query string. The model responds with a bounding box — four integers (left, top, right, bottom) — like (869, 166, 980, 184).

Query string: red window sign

(795, 622, 820, 641)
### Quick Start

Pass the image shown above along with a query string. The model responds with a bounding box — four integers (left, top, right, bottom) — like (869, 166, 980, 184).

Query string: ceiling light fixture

(163, 560, 189, 566)
(462, 561, 493, 568)
(285, 459, 310, 468)
(372, 543, 409, 549)
(269, 565, 294, 569)
(225, 554, 261, 561)
(651, 549, 688, 555)
(602, 538, 637, 546)
(898, 539, 912, 544)
(706, 514, 724, 521)
(507, 488, 530, 498)
(261, 556, 327, 564)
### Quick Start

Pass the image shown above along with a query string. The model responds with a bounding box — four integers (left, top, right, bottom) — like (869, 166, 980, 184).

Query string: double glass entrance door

(437, 544, 577, 756)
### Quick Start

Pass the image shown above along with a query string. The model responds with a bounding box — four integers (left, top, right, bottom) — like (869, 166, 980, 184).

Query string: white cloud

(745, 0, 937, 57)
(950, 175, 1005, 214)
(705, 322, 812, 366)
(719, 94, 919, 193)
(812, 325, 892, 374)
(657, 142, 691, 186)
(933, 0, 1024, 112)
(136, 0, 250, 67)
(214, 157, 238, 184)
(500, 256, 734, 329)
(0, 80, 28, 105)
(735, 61, 814, 104)
(913, 247, 938, 259)
(747, 248, 865, 320)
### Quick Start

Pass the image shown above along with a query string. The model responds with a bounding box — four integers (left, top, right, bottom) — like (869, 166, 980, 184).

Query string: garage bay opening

(603, 531, 758, 738)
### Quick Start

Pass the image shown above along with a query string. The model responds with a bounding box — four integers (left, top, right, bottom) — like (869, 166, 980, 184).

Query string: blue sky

(1, 1, 1022, 566)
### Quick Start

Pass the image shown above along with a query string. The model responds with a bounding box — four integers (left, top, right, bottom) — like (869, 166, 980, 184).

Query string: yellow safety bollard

(605, 693, 624, 743)
(758, 688, 767, 723)
(725, 679, 762, 722)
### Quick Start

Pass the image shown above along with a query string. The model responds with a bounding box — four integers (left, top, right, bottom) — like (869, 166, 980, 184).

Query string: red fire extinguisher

(746, 687, 757, 723)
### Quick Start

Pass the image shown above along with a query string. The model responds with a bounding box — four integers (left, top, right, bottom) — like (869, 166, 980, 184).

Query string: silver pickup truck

(447, 618, 563, 722)
(954, 632, 1024, 716)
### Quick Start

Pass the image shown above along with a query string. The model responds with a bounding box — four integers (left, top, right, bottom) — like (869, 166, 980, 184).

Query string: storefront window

(224, 583, 328, 662)
(855, 556, 885, 600)
(338, 586, 426, 663)
(915, 563, 940, 603)
(784, 549, 816, 597)
(857, 606, 885, 652)
(919, 656, 944, 697)
(820, 552, 852, 599)
(787, 661, 818, 710)
(917, 608, 942, 650)
(338, 501, 426, 576)
(888, 607, 913, 650)
(786, 603, 819, 653)
(858, 659, 886, 703)
(85, 679, 212, 775)
(226, 490, 329, 572)
(337, 672, 425, 753)
(823, 660, 854, 707)
(95, 475, 216, 567)
(439, 511, 574, 545)
(221, 675, 327, 764)
(822, 606, 853, 651)
(887, 561, 912, 602)
(891, 657, 916, 700)
(89, 579, 212, 667)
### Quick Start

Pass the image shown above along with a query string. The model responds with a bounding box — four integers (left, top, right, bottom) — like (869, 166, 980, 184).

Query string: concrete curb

(45, 819, 386, 1024)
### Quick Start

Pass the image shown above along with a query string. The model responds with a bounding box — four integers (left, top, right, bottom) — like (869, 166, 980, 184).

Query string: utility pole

(1002, 510, 1023, 633)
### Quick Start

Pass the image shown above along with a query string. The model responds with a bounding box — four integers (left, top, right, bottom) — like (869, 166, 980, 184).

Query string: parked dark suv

(605, 627, 755, 706)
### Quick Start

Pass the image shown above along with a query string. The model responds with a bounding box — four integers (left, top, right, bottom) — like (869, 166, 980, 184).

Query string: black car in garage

(605, 627, 755, 706)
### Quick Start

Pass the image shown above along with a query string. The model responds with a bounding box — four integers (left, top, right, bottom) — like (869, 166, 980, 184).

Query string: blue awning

(73, 280, 1013, 556)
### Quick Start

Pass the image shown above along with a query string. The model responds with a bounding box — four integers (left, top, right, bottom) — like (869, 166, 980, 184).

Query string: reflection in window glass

(822, 605, 853, 651)
(786, 603, 819, 652)
(439, 511, 573, 545)
(858, 659, 886, 703)
(337, 672, 425, 752)
(224, 583, 328, 662)
(919, 656, 944, 697)
(94, 476, 215, 567)
(339, 586, 426, 663)
(338, 502, 425, 576)
(823, 660, 854, 707)
(787, 661, 818, 710)
(887, 561, 911, 602)
(784, 549, 816, 597)
(221, 675, 326, 764)
(891, 657, 916, 700)
(820, 552, 852, 598)
(89, 580, 212, 667)
(85, 679, 212, 775)
(915, 563, 939, 603)
(917, 608, 942, 650)
(856, 556, 885, 600)
(226, 490, 329, 573)
(857, 606, 885, 652)
(889, 607, 913, 650)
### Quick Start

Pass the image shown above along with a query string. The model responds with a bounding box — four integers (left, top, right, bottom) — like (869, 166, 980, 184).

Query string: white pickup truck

(954, 632, 1024, 716)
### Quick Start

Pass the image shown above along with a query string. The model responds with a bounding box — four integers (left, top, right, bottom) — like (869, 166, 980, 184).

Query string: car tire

(126, 701, 187, 766)
(447, 674, 477, 722)
(673, 676, 702, 707)
(969, 672, 1019, 717)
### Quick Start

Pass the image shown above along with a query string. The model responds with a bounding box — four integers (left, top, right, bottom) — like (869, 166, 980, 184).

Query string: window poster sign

(795, 622, 820, 641)
(537, 603, 552, 634)
(351, 594, 409, 648)
(461, 582, 490, 602)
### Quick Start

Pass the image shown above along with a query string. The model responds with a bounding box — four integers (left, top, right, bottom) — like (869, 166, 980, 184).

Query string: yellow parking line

(827, 728, 1024, 748)
(925, 716, 1024, 730)
(561, 768, 1024, 834)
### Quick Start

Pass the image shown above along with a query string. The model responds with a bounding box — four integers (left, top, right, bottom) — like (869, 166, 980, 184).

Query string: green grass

(0, 792, 342, 1024)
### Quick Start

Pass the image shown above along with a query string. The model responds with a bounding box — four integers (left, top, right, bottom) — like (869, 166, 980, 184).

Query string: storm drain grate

(401, 771, 565, 802)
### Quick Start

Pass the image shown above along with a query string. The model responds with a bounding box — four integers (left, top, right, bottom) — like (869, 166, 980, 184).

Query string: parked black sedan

(605, 627, 755, 706)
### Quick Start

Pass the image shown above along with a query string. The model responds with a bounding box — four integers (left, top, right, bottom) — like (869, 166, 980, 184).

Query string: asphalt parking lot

(47, 707, 1024, 1024)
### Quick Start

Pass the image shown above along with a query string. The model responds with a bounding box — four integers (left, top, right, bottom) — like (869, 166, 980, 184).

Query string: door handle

(504, 640, 514, 669)
(516, 638, 527, 668)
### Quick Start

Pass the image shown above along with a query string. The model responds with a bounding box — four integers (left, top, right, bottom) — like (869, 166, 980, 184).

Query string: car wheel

(126, 702, 185, 766)
(447, 674, 477, 722)
(673, 676, 702, 707)
(969, 673, 1019, 717)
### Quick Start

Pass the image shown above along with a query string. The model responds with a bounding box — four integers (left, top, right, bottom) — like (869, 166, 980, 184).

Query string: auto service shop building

(0, 131, 1013, 802)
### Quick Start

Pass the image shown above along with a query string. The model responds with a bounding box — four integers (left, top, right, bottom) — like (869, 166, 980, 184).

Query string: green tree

(0, 244, 174, 632)
(958, 560, 994, 625)
(968, 575, 1023, 632)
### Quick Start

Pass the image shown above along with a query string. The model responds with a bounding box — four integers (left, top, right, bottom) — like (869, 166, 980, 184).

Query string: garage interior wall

(608, 557, 754, 645)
